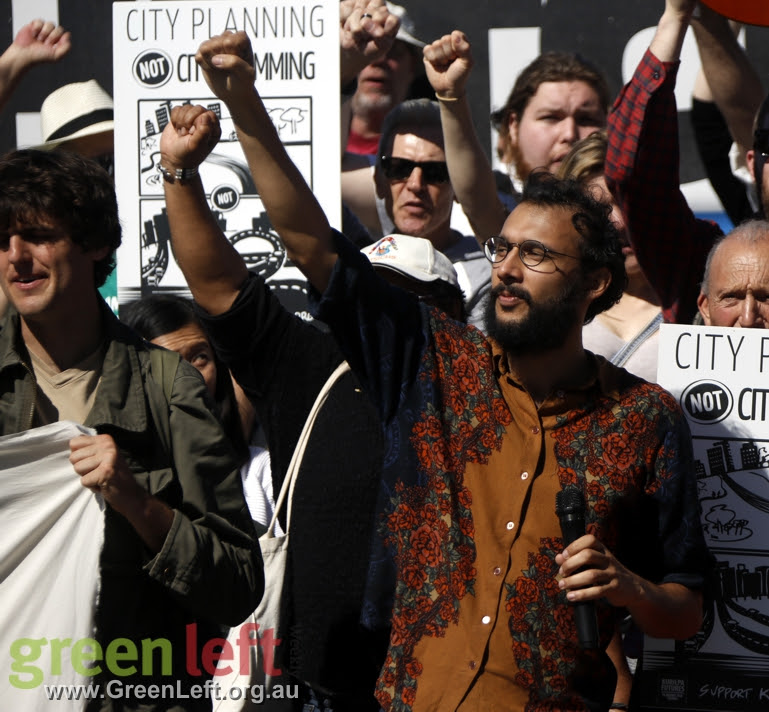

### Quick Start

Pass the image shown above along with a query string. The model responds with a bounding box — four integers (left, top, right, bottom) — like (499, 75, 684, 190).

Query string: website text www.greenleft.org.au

(9, 623, 282, 689)
(43, 680, 299, 704)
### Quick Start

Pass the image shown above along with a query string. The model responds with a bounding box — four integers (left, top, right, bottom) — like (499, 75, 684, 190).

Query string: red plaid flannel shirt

(605, 49, 722, 324)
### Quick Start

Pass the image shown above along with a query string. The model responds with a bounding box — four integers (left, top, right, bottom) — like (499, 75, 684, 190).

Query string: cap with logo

(362, 234, 459, 288)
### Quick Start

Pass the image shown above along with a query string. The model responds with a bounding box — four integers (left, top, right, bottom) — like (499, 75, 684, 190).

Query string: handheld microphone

(555, 485, 599, 649)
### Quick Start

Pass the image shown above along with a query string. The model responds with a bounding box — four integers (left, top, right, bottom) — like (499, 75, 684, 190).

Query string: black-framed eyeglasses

(754, 128, 769, 157)
(483, 236, 580, 268)
(380, 156, 450, 184)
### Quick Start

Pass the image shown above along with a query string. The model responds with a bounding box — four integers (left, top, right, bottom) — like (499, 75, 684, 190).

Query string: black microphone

(555, 485, 599, 649)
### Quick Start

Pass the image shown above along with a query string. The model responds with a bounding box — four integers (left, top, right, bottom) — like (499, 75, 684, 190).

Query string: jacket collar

(0, 299, 150, 434)
(85, 303, 150, 434)
(0, 309, 29, 373)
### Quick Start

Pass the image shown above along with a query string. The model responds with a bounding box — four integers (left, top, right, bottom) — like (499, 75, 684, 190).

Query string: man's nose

(559, 116, 579, 144)
(6, 234, 28, 262)
(405, 166, 426, 191)
(738, 294, 763, 328)
(495, 244, 524, 282)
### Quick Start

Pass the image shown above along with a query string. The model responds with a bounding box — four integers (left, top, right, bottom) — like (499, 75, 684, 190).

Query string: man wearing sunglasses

(606, 0, 769, 328)
(373, 98, 491, 329)
(191, 30, 708, 712)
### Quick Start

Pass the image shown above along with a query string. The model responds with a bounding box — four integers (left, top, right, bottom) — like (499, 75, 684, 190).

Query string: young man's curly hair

(0, 148, 121, 287)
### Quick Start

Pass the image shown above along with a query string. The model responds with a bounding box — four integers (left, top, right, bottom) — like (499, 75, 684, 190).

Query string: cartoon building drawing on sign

(657, 429, 769, 668)
(131, 95, 313, 317)
(642, 322, 769, 711)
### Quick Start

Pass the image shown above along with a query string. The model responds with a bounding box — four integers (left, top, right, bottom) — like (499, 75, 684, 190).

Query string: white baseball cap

(362, 234, 459, 288)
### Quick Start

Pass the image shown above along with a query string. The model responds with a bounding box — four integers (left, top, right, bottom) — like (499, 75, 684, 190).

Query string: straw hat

(38, 80, 114, 149)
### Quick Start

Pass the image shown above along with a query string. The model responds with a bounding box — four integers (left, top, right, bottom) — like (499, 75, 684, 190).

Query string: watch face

(698, 0, 769, 26)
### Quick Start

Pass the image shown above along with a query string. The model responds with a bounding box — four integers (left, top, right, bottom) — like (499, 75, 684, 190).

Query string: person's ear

(508, 112, 519, 147)
(697, 291, 713, 325)
(585, 266, 612, 302)
(747, 149, 756, 180)
(88, 245, 112, 262)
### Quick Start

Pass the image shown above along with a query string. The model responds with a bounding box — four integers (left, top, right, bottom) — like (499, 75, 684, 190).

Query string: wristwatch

(156, 162, 199, 184)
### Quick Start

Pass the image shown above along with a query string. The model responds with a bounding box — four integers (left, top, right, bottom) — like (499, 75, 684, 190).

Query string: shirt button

(556, 390, 565, 398)
(653, 71, 660, 80)
(506, 521, 515, 530)
(531, 426, 540, 435)
(469, 660, 477, 670)
(482, 615, 491, 625)
(521, 471, 529, 480)
(493, 566, 501, 576)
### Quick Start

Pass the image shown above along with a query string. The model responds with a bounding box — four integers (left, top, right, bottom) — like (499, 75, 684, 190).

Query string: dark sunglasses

(380, 156, 450, 184)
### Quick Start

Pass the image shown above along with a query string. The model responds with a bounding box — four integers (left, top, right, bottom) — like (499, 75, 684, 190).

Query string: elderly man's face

(698, 238, 769, 328)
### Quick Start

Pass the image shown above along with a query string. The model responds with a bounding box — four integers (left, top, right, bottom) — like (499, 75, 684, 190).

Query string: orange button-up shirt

(313, 239, 707, 712)
(373, 327, 705, 712)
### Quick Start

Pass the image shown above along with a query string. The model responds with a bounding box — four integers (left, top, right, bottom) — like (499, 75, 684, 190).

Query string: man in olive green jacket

(0, 148, 262, 711)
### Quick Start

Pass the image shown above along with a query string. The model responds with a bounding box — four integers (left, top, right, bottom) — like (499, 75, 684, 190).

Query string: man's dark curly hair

(0, 149, 121, 287)
(521, 171, 626, 323)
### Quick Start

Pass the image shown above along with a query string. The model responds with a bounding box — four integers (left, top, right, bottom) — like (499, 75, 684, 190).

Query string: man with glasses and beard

(191, 30, 709, 711)
(481, 235, 588, 355)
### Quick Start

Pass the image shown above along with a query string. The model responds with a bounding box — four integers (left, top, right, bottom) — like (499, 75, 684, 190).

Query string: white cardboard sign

(112, 0, 340, 318)
(642, 324, 769, 710)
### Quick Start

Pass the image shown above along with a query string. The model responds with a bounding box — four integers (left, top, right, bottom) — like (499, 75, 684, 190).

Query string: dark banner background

(1, 1, 768, 187)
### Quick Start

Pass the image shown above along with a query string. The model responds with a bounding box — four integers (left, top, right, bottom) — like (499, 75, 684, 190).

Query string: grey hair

(701, 219, 769, 294)
(376, 99, 443, 170)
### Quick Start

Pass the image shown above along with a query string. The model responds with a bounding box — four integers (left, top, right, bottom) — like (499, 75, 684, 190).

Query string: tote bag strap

(265, 360, 351, 538)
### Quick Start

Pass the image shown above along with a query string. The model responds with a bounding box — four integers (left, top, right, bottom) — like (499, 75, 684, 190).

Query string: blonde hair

(556, 130, 607, 184)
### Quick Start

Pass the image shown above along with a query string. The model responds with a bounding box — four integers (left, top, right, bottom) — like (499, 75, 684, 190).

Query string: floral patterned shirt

(312, 233, 708, 712)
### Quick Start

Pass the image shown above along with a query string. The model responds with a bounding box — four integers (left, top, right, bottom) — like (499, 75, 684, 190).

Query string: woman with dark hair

(121, 294, 276, 531)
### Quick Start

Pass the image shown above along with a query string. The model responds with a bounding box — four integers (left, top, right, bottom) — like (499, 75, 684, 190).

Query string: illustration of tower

(740, 566, 762, 599)
(756, 565, 769, 597)
(741, 441, 760, 470)
(694, 459, 707, 479)
(716, 561, 737, 598)
(710, 440, 735, 474)
(707, 445, 727, 477)
(155, 104, 171, 133)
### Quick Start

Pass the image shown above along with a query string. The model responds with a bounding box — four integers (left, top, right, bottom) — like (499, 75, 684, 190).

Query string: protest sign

(640, 324, 769, 710)
(112, 0, 340, 317)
